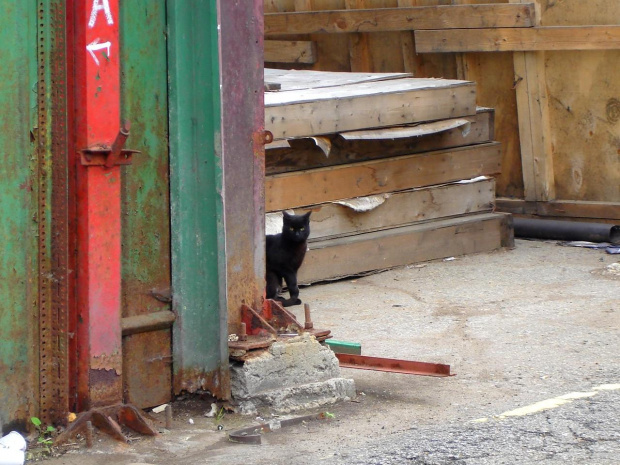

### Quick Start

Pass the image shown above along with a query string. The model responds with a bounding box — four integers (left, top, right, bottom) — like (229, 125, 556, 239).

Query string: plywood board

(266, 108, 494, 174)
(264, 68, 412, 91)
(264, 3, 535, 35)
(298, 212, 513, 283)
(456, 52, 523, 199)
(288, 178, 496, 240)
(415, 26, 620, 53)
(266, 142, 502, 210)
(540, 0, 620, 203)
(266, 78, 477, 139)
(265, 39, 317, 63)
(397, 0, 458, 79)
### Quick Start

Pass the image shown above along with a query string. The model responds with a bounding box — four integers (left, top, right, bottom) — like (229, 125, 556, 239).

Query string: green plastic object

(325, 340, 362, 355)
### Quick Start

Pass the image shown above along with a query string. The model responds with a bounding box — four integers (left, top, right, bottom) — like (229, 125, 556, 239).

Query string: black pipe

(513, 217, 620, 245)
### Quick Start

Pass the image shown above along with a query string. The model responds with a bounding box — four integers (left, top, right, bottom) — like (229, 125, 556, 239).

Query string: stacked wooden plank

(265, 69, 513, 284)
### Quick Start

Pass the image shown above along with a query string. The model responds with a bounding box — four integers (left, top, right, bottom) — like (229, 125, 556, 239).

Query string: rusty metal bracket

(253, 129, 273, 146)
(229, 412, 332, 445)
(241, 300, 331, 340)
(335, 353, 453, 377)
(80, 121, 141, 166)
(229, 301, 331, 357)
(54, 404, 158, 445)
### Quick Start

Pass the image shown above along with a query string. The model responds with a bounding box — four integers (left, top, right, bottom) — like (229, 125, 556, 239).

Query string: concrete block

(230, 333, 356, 414)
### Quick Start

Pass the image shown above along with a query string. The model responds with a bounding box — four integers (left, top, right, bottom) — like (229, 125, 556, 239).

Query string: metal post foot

(54, 404, 158, 445)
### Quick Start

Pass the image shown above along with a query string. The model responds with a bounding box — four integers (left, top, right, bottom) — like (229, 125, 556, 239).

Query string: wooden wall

(264, 0, 620, 221)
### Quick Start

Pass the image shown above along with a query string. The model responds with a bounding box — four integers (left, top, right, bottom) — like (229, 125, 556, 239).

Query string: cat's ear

(303, 211, 312, 220)
(282, 211, 292, 221)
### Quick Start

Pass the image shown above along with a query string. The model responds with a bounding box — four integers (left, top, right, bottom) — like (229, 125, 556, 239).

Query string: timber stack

(265, 69, 514, 283)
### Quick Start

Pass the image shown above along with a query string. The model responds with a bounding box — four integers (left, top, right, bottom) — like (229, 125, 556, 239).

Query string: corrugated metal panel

(120, 0, 172, 409)
(168, 0, 229, 397)
(0, 0, 39, 433)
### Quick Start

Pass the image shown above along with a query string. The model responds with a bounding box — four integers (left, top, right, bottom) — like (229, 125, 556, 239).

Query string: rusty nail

(304, 303, 313, 330)
(263, 130, 273, 145)
(86, 420, 94, 448)
(239, 322, 248, 341)
(165, 404, 172, 430)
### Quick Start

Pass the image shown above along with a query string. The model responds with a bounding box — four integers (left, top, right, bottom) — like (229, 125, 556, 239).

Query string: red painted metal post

(73, 0, 123, 410)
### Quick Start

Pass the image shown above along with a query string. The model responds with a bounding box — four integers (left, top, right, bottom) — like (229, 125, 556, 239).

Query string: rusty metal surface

(335, 354, 453, 377)
(121, 311, 176, 337)
(36, 0, 71, 426)
(119, 0, 172, 410)
(122, 331, 172, 408)
(228, 336, 276, 352)
(0, 0, 39, 433)
(173, 365, 230, 401)
(48, 0, 70, 425)
(55, 404, 157, 445)
(220, 0, 266, 336)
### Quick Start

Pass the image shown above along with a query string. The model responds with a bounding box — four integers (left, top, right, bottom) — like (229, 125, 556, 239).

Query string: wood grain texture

(415, 26, 620, 53)
(265, 39, 317, 63)
(496, 198, 620, 222)
(287, 178, 496, 240)
(540, 0, 620, 203)
(512, 50, 555, 201)
(264, 68, 411, 91)
(456, 52, 524, 198)
(397, 0, 458, 78)
(298, 212, 513, 283)
(266, 142, 502, 211)
(266, 108, 494, 174)
(265, 3, 535, 35)
(266, 78, 477, 139)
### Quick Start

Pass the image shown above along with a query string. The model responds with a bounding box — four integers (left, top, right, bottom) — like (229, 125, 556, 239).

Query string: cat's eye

(300, 227, 305, 231)
(289, 227, 294, 231)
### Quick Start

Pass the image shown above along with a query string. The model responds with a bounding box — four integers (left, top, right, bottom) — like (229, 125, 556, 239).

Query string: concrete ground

(39, 239, 619, 464)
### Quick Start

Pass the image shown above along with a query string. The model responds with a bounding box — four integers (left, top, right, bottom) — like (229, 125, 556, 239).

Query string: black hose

(513, 217, 620, 245)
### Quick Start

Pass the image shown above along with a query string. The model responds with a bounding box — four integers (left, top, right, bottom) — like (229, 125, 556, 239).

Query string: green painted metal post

(0, 0, 39, 432)
(120, 0, 173, 409)
(168, 0, 229, 398)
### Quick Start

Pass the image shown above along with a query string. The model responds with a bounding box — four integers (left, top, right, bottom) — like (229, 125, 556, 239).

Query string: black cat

(266, 211, 311, 307)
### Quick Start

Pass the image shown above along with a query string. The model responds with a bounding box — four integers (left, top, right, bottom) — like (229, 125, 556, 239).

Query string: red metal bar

(73, 0, 123, 410)
(335, 353, 452, 377)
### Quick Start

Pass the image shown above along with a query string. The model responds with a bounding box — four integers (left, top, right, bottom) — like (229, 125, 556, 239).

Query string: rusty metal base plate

(54, 404, 158, 445)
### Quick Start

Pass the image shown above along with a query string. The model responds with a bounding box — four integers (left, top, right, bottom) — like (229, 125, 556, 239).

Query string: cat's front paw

(282, 298, 302, 307)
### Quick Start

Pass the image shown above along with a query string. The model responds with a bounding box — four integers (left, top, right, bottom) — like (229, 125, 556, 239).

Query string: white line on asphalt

(472, 383, 620, 423)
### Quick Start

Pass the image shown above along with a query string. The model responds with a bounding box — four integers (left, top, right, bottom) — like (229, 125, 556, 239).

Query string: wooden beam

(265, 142, 502, 211)
(299, 213, 513, 283)
(496, 199, 620, 222)
(264, 68, 412, 92)
(414, 26, 620, 53)
(266, 108, 494, 175)
(345, 0, 372, 72)
(512, 51, 555, 201)
(265, 78, 477, 140)
(288, 179, 496, 240)
(509, 0, 554, 202)
(265, 4, 535, 35)
(265, 39, 317, 63)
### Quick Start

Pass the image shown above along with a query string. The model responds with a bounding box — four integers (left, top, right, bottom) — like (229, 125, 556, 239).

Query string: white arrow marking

(87, 38, 112, 66)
